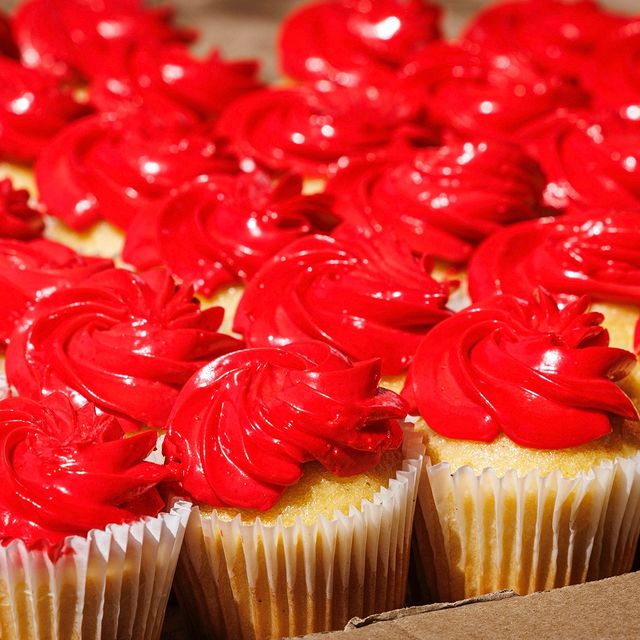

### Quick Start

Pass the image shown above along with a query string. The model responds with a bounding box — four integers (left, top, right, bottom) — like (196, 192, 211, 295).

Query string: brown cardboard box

(302, 573, 640, 639)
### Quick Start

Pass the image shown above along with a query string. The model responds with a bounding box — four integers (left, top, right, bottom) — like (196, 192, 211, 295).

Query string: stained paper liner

(174, 430, 424, 640)
(415, 451, 640, 602)
(0, 499, 191, 640)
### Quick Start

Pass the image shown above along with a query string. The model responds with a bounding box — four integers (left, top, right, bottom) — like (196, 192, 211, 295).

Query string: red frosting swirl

(400, 41, 588, 139)
(6, 268, 243, 431)
(279, 0, 441, 87)
(0, 57, 88, 163)
(468, 211, 640, 310)
(462, 0, 628, 80)
(164, 341, 406, 510)
(123, 172, 338, 296)
(0, 238, 112, 346)
(520, 109, 640, 211)
(0, 393, 174, 558)
(582, 21, 640, 111)
(402, 290, 638, 448)
(216, 84, 437, 177)
(90, 44, 261, 122)
(36, 114, 243, 231)
(0, 179, 44, 240)
(234, 229, 452, 375)
(13, 0, 195, 80)
(326, 139, 545, 264)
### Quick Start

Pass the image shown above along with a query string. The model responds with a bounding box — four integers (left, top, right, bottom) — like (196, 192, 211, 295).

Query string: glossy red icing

(13, 0, 195, 80)
(0, 393, 175, 558)
(90, 44, 261, 122)
(400, 41, 588, 139)
(234, 228, 452, 375)
(462, 0, 629, 80)
(279, 0, 441, 87)
(6, 268, 243, 431)
(520, 109, 640, 211)
(326, 139, 545, 264)
(217, 84, 438, 177)
(163, 341, 406, 510)
(402, 290, 638, 448)
(0, 57, 88, 163)
(582, 20, 640, 111)
(468, 211, 640, 308)
(123, 172, 338, 297)
(0, 179, 44, 240)
(36, 114, 243, 231)
(0, 238, 112, 346)
(0, 11, 19, 59)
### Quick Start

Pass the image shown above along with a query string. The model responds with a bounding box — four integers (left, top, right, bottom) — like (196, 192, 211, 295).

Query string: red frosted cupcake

(36, 113, 244, 258)
(13, 0, 195, 80)
(279, 0, 441, 87)
(462, 0, 629, 80)
(519, 109, 640, 211)
(400, 41, 588, 140)
(5, 268, 242, 432)
(164, 341, 423, 639)
(0, 392, 190, 640)
(217, 82, 437, 193)
(326, 138, 546, 305)
(233, 226, 453, 391)
(123, 171, 337, 332)
(90, 43, 261, 122)
(403, 290, 640, 600)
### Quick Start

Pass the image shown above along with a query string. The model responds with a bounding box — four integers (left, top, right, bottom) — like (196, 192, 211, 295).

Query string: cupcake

(325, 138, 546, 305)
(122, 171, 337, 333)
(5, 267, 242, 432)
(233, 227, 452, 393)
(278, 0, 441, 88)
(217, 82, 438, 194)
(0, 392, 190, 640)
(461, 0, 629, 81)
(89, 43, 261, 123)
(400, 40, 588, 140)
(467, 210, 640, 406)
(402, 290, 640, 601)
(518, 109, 640, 211)
(0, 56, 88, 193)
(13, 0, 195, 81)
(36, 113, 243, 258)
(163, 341, 423, 640)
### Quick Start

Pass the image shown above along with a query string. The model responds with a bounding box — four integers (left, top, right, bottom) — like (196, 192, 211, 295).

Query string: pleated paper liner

(174, 429, 424, 640)
(414, 451, 640, 603)
(0, 499, 191, 640)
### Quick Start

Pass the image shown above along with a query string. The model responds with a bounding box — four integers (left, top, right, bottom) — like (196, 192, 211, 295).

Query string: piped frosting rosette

(0, 393, 191, 640)
(402, 290, 640, 601)
(163, 341, 423, 639)
(5, 268, 242, 432)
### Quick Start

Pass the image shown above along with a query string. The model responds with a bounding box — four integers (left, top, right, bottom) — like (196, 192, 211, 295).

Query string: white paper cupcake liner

(174, 430, 424, 640)
(0, 499, 191, 640)
(415, 450, 640, 602)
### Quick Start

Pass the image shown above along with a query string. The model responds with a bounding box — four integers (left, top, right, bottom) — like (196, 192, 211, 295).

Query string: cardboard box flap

(298, 572, 640, 639)
(345, 590, 516, 629)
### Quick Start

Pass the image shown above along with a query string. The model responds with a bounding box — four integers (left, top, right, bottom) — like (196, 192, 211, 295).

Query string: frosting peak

(403, 290, 638, 448)
(164, 341, 406, 510)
